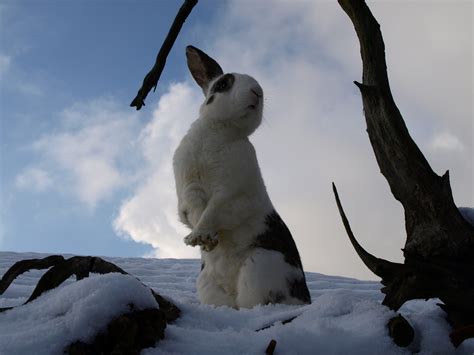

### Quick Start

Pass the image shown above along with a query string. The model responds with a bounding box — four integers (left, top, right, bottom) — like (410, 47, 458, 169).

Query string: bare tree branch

(0, 255, 65, 295)
(26, 256, 128, 303)
(265, 339, 277, 355)
(0, 255, 180, 323)
(336, 0, 474, 345)
(332, 183, 403, 280)
(338, 0, 474, 259)
(130, 0, 198, 110)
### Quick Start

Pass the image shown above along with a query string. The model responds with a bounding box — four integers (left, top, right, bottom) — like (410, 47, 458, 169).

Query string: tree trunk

(334, 0, 474, 338)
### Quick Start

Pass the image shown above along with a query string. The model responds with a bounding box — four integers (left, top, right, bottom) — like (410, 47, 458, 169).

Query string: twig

(130, 0, 198, 110)
(265, 339, 277, 355)
(256, 315, 298, 332)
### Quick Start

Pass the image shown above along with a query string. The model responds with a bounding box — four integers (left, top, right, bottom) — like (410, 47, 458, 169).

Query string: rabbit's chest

(179, 136, 232, 185)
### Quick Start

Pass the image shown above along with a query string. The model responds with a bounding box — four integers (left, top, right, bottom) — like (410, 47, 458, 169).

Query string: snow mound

(0, 252, 473, 354)
(0, 271, 157, 355)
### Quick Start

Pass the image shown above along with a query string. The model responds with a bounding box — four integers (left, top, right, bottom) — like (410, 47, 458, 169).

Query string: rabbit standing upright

(173, 46, 311, 308)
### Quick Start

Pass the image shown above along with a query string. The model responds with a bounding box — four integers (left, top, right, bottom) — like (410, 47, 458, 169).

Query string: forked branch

(0, 255, 180, 322)
(0, 255, 65, 295)
(336, 0, 474, 345)
(338, 0, 474, 259)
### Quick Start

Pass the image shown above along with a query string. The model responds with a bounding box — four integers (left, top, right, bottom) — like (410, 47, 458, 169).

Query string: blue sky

(0, 0, 472, 279)
(0, 0, 224, 256)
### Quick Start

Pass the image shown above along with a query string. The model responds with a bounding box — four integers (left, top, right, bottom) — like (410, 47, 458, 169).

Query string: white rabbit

(173, 45, 310, 308)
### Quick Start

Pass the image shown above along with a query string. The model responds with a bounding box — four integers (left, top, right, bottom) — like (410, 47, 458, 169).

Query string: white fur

(173, 73, 304, 308)
(236, 249, 307, 308)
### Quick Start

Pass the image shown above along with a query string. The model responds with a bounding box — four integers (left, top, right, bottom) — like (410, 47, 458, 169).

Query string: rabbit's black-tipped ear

(186, 45, 223, 93)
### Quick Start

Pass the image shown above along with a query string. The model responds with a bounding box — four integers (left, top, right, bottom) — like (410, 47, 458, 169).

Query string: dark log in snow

(0, 255, 181, 353)
(65, 307, 166, 355)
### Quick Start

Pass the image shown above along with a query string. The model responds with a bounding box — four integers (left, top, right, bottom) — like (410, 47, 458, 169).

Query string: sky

(0, 0, 472, 280)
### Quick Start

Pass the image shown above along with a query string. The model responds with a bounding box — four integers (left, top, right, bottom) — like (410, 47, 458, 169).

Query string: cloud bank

(16, 98, 142, 208)
(113, 83, 202, 258)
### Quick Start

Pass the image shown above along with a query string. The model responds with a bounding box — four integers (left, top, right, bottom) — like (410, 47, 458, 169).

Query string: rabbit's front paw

(184, 229, 219, 251)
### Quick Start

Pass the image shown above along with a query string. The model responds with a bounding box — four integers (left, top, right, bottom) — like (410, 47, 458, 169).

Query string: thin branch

(26, 256, 128, 303)
(255, 315, 299, 332)
(130, 0, 198, 110)
(265, 340, 277, 355)
(332, 183, 403, 280)
(0, 255, 65, 295)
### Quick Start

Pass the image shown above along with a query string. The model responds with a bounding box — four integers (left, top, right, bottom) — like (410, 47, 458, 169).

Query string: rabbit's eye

(216, 81, 227, 91)
(211, 74, 235, 94)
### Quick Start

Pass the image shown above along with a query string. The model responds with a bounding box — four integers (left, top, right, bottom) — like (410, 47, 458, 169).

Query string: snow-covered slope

(0, 251, 472, 354)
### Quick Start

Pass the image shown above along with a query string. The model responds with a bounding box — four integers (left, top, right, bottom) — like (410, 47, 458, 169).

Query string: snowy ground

(0, 251, 473, 354)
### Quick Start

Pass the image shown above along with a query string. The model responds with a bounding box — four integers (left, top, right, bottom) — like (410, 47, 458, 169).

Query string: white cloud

(429, 132, 465, 152)
(113, 83, 202, 258)
(20, 97, 141, 208)
(15, 167, 53, 192)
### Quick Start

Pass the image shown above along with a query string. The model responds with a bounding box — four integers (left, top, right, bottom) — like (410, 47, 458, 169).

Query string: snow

(0, 251, 473, 354)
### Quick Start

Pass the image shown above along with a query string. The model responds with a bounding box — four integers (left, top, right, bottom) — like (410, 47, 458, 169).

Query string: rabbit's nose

(250, 87, 263, 99)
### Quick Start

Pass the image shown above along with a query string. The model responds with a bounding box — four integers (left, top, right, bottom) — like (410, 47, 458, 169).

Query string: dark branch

(338, 0, 474, 259)
(387, 315, 414, 347)
(255, 315, 298, 332)
(26, 256, 128, 303)
(0, 255, 182, 323)
(265, 340, 277, 355)
(65, 307, 167, 354)
(332, 183, 403, 280)
(0, 255, 65, 295)
(130, 0, 198, 110)
(151, 290, 181, 322)
(337, 0, 474, 339)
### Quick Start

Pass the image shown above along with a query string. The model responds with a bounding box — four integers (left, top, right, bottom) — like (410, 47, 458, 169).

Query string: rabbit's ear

(186, 45, 223, 93)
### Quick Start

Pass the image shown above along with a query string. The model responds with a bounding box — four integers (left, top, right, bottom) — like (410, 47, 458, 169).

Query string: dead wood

(0, 255, 180, 322)
(336, 0, 474, 346)
(256, 315, 298, 332)
(130, 0, 198, 110)
(65, 307, 166, 355)
(26, 256, 127, 303)
(1, 255, 181, 353)
(0, 255, 65, 295)
(265, 339, 277, 355)
(387, 315, 414, 347)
